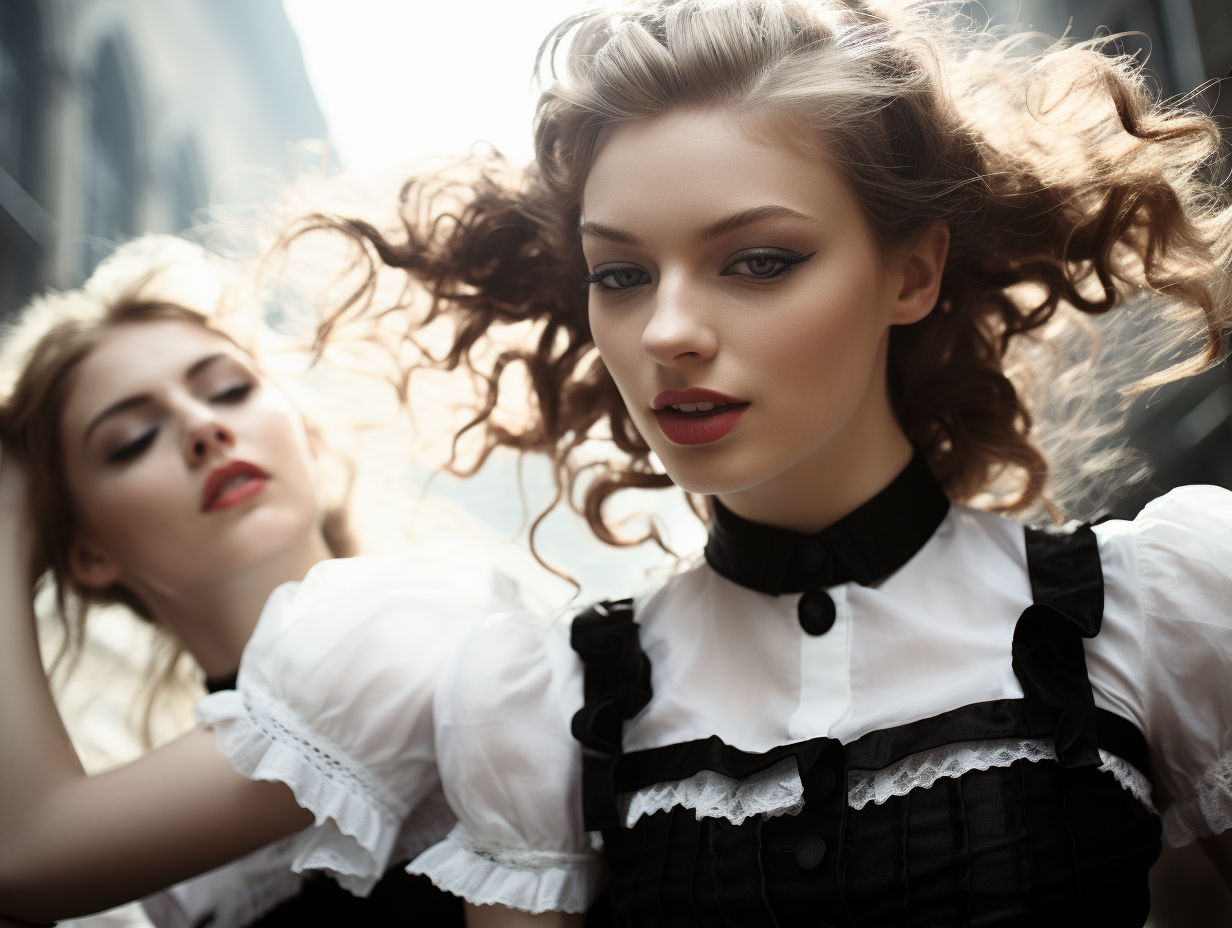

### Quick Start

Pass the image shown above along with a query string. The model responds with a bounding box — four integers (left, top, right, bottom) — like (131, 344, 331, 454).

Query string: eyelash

(108, 429, 156, 463)
(104, 383, 253, 464)
(212, 382, 253, 404)
(583, 247, 816, 293)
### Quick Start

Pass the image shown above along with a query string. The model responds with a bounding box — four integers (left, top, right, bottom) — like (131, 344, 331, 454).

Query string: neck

(717, 352, 913, 534)
(136, 532, 333, 678)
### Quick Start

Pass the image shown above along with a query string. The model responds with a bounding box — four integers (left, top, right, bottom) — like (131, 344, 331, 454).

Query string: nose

(184, 406, 235, 467)
(640, 272, 718, 366)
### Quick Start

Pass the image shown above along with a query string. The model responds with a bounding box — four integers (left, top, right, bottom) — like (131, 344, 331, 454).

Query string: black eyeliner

(107, 428, 157, 463)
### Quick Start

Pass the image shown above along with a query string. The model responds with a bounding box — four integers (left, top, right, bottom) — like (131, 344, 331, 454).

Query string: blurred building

(0, 0, 328, 319)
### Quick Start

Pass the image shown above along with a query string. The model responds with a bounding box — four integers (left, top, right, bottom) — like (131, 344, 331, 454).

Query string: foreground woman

(308, 2, 1232, 924)
(0, 237, 514, 926)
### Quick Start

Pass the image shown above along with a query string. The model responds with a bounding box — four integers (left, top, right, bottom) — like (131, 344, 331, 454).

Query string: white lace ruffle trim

(618, 738, 1157, 827)
(620, 757, 805, 828)
(1161, 751, 1232, 848)
(408, 824, 603, 914)
(196, 687, 407, 896)
(849, 739, 1157, 813)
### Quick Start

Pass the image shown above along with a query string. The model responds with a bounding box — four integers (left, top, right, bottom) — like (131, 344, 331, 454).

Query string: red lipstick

(201, 461, 269, 513)
(651, 388, 749, 446)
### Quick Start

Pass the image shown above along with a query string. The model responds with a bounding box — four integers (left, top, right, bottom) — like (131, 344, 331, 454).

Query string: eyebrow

(82, 352, 227, 444)
(579, 204, 819, 247)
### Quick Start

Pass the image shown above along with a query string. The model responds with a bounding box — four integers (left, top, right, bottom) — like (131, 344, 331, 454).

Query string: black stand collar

(703, 454, 950, 595)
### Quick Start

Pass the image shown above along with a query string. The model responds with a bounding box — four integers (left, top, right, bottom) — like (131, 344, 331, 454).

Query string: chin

(655, 450, 771, 498)
(222, 508, 317, 562)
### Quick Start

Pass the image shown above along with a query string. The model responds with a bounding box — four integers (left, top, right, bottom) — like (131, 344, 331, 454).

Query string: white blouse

(413, 486, 1232, 914)
(140, 550, 521, 928)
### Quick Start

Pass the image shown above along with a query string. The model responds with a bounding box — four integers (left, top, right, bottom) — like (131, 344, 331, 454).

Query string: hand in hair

(0, 440, 313, 921)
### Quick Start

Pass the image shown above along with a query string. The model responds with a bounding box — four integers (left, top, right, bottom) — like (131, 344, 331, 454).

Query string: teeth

(217, 474, 250, 496)
(668, 401, 722, 413)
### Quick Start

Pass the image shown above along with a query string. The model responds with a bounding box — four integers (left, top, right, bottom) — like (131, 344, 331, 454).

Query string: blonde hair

(0, 235, 354, 744)
(298, 0, 1231, 546)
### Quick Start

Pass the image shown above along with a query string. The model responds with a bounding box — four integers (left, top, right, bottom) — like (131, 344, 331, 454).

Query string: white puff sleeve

(408, 610, 604, 914)
(1094, 486, 1232, 847)
(193, 550, 520, 896)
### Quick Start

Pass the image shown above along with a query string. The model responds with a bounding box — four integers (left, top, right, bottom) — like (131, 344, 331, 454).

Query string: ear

(890, 222, 950, 326)
(68, 535, 122, 591)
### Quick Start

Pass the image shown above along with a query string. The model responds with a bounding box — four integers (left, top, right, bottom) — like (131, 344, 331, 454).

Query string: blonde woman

(0, 237, 509, 926)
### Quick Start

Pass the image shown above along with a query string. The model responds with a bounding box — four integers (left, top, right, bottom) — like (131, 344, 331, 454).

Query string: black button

(797, 589, 836, 635)
(793, 539, 828, 575)
(795, 834, 826, 870)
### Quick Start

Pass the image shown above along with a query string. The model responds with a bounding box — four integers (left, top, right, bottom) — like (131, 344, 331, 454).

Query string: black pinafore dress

(570, 461, 1162, 927)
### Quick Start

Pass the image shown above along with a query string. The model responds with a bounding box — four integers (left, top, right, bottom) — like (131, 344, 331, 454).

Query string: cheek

(244, 401, 320, 510)
(72, 453, 195, 559)
(589, 302, 641, 391)
(738, 270, 887, 402)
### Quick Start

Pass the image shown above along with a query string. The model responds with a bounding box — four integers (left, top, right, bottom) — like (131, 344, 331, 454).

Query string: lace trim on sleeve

(196, 686, 408, 895)
(1161, 751, 1232, 847)
(613, 739, 1157, 827)
(619, 756, 805, 828)
(407, 824, 604, 914)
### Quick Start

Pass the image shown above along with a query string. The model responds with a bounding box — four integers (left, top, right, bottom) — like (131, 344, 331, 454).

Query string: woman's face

(60, 319, 323, 598)
(582, 109, 942, 508)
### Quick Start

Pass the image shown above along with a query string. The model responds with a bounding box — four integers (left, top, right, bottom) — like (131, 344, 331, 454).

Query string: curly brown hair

(290, 0, 1231, 551)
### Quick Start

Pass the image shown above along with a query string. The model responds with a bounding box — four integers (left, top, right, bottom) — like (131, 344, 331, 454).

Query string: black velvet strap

(570, 599, 652, 831)
(605, 704, 1149, 797)
(570, 600, 650, 754)
(614, 735, 826, 794)
(703, 453, 950, 594)
(1012, 524, 1105, 767)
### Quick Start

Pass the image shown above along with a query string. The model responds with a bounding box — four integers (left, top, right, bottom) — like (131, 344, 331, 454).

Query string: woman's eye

(584, 267, 650, 292)
(211, 382, 253, 404)
(107, 429, 157, 463)
(722, 248, 816, 280)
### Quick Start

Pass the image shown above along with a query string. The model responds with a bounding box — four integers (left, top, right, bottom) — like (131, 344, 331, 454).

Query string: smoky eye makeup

(106, 427, 158, 463)
(93, 406, 161, 465)
(192, 355, 258, 405)
(583, 266, 652, 293)
(720, 247, 817, 280)
(207, 380, 254, 404)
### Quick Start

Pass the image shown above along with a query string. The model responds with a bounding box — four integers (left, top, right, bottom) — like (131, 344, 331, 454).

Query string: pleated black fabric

(840, 761, 1158, 927)
(573, 463, 1163, 928)
(244, 867, 464, 927)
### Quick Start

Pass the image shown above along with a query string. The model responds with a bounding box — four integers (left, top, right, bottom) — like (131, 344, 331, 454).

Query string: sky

(283, 0, 589, 176)
(281, 0, 708, 605)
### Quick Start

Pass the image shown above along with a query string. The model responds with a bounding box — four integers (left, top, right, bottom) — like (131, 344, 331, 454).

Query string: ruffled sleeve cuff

(407, 824, 605, 914)
(1161, 751, 1232, 848)
(196, 685, 409, 895)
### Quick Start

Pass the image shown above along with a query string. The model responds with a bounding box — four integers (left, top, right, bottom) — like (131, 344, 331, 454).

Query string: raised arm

(0, 450, 312, 923)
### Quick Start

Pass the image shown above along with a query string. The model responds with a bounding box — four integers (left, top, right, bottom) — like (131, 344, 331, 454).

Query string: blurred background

(1, 0, 1230, 925)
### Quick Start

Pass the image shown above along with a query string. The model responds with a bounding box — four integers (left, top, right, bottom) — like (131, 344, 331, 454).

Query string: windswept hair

(294, 0, 1231, 549)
